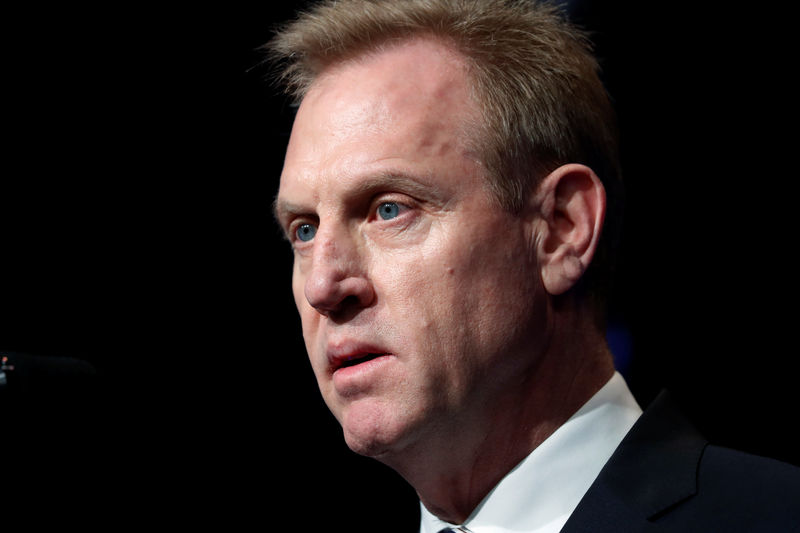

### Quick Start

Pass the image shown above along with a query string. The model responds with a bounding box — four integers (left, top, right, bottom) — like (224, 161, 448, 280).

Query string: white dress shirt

(419, 372, 643, 533)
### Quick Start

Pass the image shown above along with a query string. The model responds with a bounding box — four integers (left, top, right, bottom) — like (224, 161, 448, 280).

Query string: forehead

(287, 40, 476, 162)
(309, 36, 473, 116)
(275, 38, 487, 227)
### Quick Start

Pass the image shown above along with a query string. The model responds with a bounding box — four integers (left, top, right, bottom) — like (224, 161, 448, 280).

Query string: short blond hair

(266, 0, 622, 313)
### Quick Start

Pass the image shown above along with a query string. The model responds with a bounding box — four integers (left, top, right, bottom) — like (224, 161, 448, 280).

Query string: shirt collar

(419, 372, 642, 533)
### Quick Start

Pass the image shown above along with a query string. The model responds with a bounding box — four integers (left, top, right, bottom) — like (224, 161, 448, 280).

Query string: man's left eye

(377, 202, 401, 220)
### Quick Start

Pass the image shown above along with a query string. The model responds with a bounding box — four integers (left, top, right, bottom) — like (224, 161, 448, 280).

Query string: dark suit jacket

(562, 391, 800, 532)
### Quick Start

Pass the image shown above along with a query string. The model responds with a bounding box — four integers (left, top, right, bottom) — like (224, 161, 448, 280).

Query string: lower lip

(332, 354, 394, 392)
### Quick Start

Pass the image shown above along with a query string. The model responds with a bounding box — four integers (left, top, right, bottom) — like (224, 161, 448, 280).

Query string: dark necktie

(437, 528, 471, 533)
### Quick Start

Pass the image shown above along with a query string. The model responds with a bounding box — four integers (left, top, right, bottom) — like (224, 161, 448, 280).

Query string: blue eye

(377, 202, 400, 220)
(295, 223, 317, 242)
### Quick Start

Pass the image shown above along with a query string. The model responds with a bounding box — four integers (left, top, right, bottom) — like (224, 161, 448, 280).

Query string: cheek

(291, 258, 305, 307)
(291, 270, 311, 332)
(368, 237, 483, 373)
(421, 222, 536, 358)
(291, 266, 323, 366)
(370, 245, 454, 330)
(292, 260, 318, 326)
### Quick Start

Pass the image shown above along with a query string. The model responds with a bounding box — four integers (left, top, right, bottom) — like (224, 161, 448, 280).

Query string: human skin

(275, 37, 613, 523)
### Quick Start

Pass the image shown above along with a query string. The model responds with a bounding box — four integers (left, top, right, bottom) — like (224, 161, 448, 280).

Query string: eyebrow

(272, 195, 303, 240)
(272, 195, 299, 224)
(352, 169, 445, 204)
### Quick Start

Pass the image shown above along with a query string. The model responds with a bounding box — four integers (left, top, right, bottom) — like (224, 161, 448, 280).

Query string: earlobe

(533, 164, 606, 296)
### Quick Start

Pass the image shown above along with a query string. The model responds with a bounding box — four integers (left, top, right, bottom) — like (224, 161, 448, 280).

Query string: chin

(343, 430, 392, 458)
(339, 398, 415, 459)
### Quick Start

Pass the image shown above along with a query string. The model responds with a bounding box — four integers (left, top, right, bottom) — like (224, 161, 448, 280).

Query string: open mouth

(339, 353, 387, 369)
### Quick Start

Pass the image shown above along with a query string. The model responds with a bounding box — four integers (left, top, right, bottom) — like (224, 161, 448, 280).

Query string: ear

(532, 164, 606, 296)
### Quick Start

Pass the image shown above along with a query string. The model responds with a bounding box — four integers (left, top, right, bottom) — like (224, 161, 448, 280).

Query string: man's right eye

(295, 223, 317, 242)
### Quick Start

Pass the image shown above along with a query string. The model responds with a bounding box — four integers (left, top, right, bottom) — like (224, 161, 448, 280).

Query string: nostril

(326, 293, 374, 324)
(339, 294, 362, 309)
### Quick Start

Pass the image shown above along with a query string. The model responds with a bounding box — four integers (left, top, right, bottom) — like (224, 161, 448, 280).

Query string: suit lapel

(561, 391, 708, 532)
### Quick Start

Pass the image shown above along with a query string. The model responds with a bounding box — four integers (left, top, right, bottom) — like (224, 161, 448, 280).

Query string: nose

(303, 229, 374, 317)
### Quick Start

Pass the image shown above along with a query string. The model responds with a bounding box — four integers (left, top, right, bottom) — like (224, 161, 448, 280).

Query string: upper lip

(327, 340, 392, 373)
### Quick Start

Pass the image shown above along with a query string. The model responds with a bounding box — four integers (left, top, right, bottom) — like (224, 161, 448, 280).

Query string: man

(268, 1, 799, 531)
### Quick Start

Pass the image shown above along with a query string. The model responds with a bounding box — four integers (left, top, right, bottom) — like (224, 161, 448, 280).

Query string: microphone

(0, 350, 98, 397)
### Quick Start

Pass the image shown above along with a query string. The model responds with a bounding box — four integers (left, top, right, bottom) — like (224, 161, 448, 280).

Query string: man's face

(276, 39, 547, 460)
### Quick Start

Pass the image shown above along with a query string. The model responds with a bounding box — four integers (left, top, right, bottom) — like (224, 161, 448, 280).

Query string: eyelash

(287, 197, 414, 244)
(373, 199, 409, 218)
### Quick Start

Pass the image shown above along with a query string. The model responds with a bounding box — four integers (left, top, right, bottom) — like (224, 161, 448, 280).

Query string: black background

(1, 2, 796, 529)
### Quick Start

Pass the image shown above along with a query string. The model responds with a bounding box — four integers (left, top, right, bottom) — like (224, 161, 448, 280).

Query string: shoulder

(693, 445, 799, 515)
(631, 395, 800, 531)
(700, 443, 799, 484)
(564, 390, 800, 532)
(652, 445, 800, 532)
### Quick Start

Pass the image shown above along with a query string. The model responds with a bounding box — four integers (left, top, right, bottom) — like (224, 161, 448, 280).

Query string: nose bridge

(313, 221, 357, 276)
(304, 219, 372, 315)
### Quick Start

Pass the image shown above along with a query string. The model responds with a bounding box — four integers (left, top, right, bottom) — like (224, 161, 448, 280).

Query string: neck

(388, 302, 615, 524)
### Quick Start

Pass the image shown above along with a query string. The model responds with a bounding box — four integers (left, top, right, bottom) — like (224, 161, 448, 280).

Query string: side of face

(275, 39, 548, 460)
